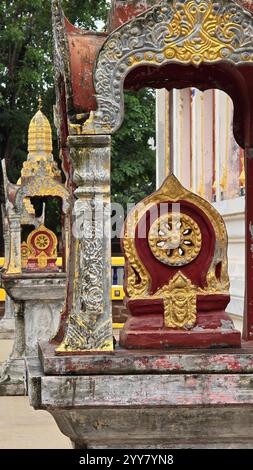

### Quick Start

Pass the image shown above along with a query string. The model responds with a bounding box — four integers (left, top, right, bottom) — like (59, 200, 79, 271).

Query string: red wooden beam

(244, 148, 253, 340)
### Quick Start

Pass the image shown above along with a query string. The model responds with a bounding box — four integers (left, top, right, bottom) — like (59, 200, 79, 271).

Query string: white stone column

(156, 89, 170, 188)
(6, 213, 21, 275)
(56, 135, 114, 352)
(1, 212, 14, 321)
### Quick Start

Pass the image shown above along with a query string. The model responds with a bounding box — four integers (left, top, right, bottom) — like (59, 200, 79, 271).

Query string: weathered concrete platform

(0, 395, 71, 449)
(0, 319, 14, 340)
(0, 274, 66, 396)
(28, 342, 253, 449)
(39, 341, 253, 374)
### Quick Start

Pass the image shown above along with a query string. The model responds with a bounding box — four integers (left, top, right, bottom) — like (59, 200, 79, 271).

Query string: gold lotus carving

(160, 273, 197, 329)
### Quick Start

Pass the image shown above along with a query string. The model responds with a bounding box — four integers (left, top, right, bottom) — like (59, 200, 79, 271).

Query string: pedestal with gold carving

(54, 136, 114, 353)
(120, 174, 241, 349)
(0, 101, 69, 395)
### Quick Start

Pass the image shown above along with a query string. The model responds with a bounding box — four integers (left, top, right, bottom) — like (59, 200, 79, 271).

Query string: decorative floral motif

(148, 213, 202, 266)
(161, 273, 197, 328)
(34, 234, 50, 250)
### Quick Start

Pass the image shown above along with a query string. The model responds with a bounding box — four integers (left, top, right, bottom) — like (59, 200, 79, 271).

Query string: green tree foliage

(0, 0, 109, 181)
(0, 0, 156, 228)
(112, 89, 156, 208)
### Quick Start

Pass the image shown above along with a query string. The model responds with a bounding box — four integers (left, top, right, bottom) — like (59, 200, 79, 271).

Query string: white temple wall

(156, 88, 245, 327)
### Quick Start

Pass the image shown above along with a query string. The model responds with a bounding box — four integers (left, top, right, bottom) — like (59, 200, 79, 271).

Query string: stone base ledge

(27, 352, 253, 449)
(39, 341, 253, 375)
(2, 273, 66, 301)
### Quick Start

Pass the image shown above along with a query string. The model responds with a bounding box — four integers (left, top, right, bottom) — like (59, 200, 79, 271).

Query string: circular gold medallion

(34, 233, 50, 250)
(21, 246, 28, 257)
(148, 212, 202, 266)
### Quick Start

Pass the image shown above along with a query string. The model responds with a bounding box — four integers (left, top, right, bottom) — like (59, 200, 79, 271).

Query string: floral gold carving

(34, 233, 51, 250)
(55, 137, 114, 353)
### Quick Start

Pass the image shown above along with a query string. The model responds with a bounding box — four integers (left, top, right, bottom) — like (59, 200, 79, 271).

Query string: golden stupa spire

(21, 96, 61, 180)
(27, 95, 53, 160)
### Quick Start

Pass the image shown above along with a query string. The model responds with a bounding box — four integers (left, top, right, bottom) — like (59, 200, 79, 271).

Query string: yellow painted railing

(0, 258, 5, 301)
(0, 257, 125, 303)
(111, 256, 125, 301)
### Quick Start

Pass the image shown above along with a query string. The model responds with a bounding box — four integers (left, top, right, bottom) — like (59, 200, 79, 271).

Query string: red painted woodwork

(120, 326, 241, 349)
(243, 148, 253, 340)
(65, 18, 107, 113)
(241, 0, 253, 10)
(124, 63, 253, 149)
(108, 0, 159, 32)
(121, 296, 240, 349)
(106, 1, 253, 34)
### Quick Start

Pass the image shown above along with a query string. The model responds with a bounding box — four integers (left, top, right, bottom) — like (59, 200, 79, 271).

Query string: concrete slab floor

(0, 340, 71, 449)
(0, 340, 13, 363)
(0, 397, 71, 449)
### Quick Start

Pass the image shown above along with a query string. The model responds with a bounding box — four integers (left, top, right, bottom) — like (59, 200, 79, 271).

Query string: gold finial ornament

(38, 95, 42, 110)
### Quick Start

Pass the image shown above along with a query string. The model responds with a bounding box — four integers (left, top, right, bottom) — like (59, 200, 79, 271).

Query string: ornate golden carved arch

(79, 0, 253, 136)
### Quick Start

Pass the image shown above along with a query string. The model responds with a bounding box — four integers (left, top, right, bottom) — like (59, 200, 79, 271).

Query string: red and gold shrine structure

(120, 175, 241, 348)
(48, 0, 253, 352)
(27, 1, 253, 449)
(21, 225, 58, 272)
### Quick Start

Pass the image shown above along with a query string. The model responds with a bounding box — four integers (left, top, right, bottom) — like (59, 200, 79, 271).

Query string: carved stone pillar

(1, 215, 14, 321)
(11, 301, 26, 359)
(2, 297, 14, 321)
(0, 301, 26, 396)
(56, 136, 114, 352)
(6, 213, 21, 275)
(3, 215, 10, 271)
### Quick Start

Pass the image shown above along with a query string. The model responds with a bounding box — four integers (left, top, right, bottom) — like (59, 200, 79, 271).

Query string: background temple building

(156, 88, 245, 330)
